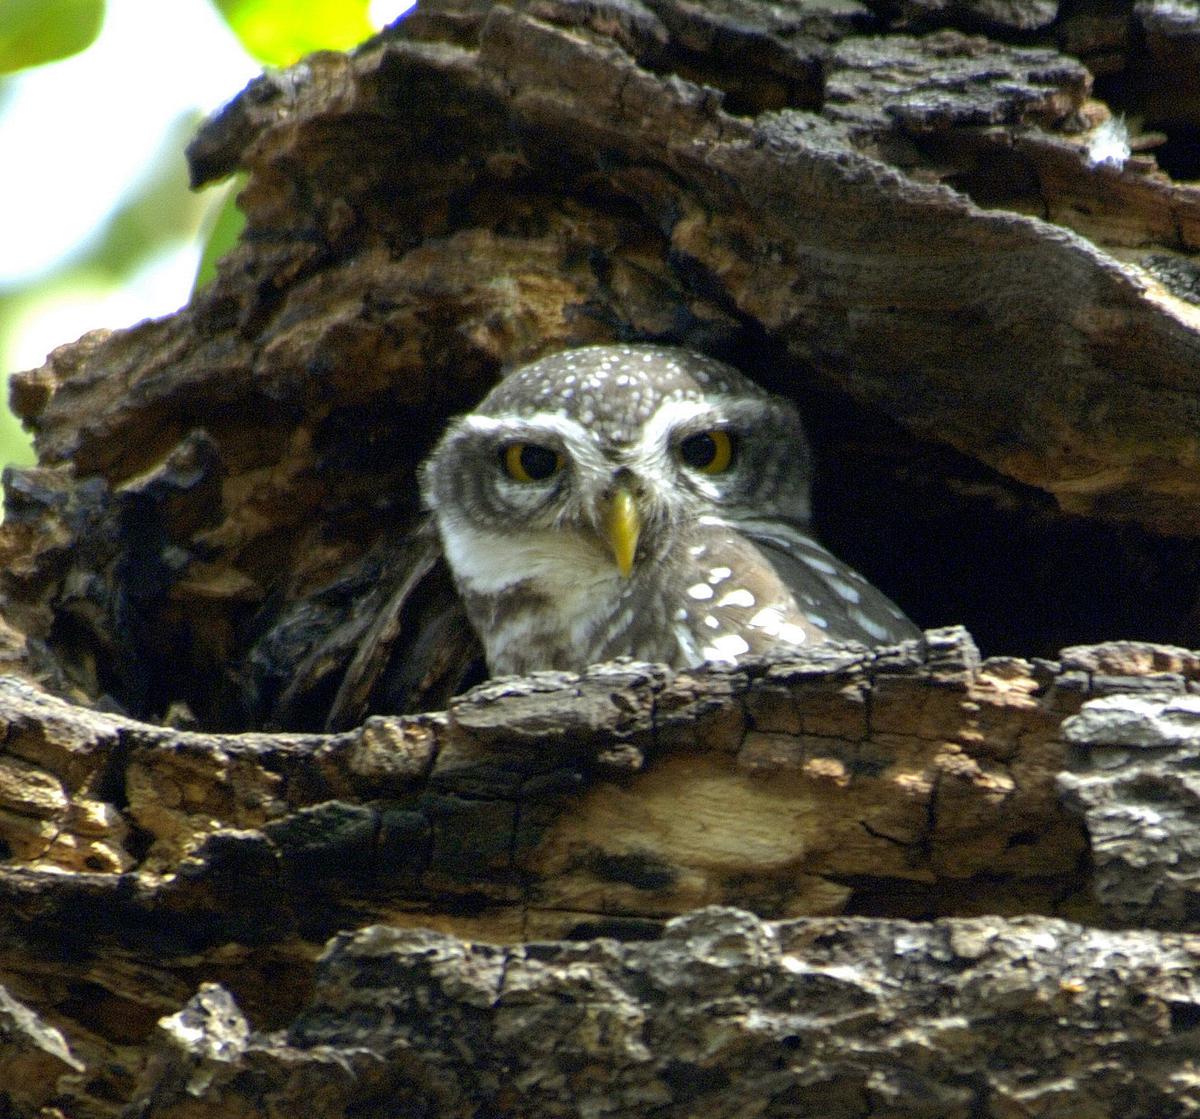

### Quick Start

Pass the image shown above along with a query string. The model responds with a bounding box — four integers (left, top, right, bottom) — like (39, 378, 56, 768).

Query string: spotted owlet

(420, 344, 919, 676)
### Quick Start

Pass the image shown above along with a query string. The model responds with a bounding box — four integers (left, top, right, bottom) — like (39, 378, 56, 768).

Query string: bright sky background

(0, 0, 410, 375)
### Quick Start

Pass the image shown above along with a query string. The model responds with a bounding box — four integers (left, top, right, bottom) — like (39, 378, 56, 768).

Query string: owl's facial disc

(423, 363, 811, 596)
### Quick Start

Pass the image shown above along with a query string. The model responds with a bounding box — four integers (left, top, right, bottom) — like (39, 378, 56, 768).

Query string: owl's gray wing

(324, 523, 484, 731)
(250, 522, 483, 731)
(739, 519, 922, 647)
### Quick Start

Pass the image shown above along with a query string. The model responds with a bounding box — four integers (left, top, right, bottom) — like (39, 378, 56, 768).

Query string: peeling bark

(0, 631, 1194, 1111)
(132, 909, 1200, 1119)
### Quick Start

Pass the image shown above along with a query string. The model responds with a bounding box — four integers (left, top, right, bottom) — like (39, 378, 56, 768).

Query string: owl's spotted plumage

(420, 344, 918, 675)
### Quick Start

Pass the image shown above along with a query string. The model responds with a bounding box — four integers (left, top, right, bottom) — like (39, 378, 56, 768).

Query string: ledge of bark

(131, 909, 1200, 1119)
(0, 630, 1197, 1111)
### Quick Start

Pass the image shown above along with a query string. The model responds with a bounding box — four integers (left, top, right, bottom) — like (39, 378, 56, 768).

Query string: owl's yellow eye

(679, 430, 735, 474)
(502, 442, 565, 483)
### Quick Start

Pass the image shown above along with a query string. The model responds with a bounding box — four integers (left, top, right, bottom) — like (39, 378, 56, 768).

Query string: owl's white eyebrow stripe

(635, 398, 718, 455)
(465, 398, 740, 475)
(459, 412, 590, 441)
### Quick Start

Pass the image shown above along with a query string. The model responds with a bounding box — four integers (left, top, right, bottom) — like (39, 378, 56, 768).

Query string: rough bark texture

(3, 0, 1200, 1113)
(134, 910, 1200, 1119)
(0, 632, 1199, 1114)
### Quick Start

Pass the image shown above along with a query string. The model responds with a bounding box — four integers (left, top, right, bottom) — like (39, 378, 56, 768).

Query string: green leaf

(193, 177, 247, 292)
(210, 0, 373, 66)
(0, 0, 105, 74)
(87, 114, 211, 279)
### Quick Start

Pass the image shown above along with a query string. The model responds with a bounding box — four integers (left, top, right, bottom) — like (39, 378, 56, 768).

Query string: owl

(419, 344, 919, 677)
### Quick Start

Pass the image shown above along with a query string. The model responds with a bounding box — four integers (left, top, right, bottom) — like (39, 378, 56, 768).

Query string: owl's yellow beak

(603, 485, 640, 577)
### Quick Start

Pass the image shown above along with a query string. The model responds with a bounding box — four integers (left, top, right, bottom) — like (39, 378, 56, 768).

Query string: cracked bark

(1, 632, 1200, 1113)
(2, 0, 1200, 1114)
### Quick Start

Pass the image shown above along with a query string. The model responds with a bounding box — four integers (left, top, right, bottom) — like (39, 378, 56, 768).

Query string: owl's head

(420, 344, 813, 580)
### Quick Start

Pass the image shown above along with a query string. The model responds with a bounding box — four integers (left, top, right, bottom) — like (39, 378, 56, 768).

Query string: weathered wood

(130, 909, 1200, 1119)
(0, 631, 1193, 1111)
(0, 627, 1087, 939)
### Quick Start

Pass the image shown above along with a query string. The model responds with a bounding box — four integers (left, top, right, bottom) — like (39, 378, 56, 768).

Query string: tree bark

(0, 632, 1199, 1113)
(3, 0, 1200, 1113)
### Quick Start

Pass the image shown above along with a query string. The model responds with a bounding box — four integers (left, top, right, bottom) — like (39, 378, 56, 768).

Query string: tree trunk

(3, 0, 1200, 1113)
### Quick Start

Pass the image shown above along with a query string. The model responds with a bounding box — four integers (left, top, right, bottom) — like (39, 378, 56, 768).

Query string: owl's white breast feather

(439, 515, 619, 597)
(437, 513, 629, 671)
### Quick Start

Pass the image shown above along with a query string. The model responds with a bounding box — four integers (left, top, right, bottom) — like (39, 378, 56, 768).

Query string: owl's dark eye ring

(679, 430, 735, 474)
(501, 442, 565, 483)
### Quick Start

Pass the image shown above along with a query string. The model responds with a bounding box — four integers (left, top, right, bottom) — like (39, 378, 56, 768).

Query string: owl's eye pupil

(681, 433, 717, 468)
(502, 442, 564, 482)
(680, 430, 735, 474)
(519, 445, 560, 479)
